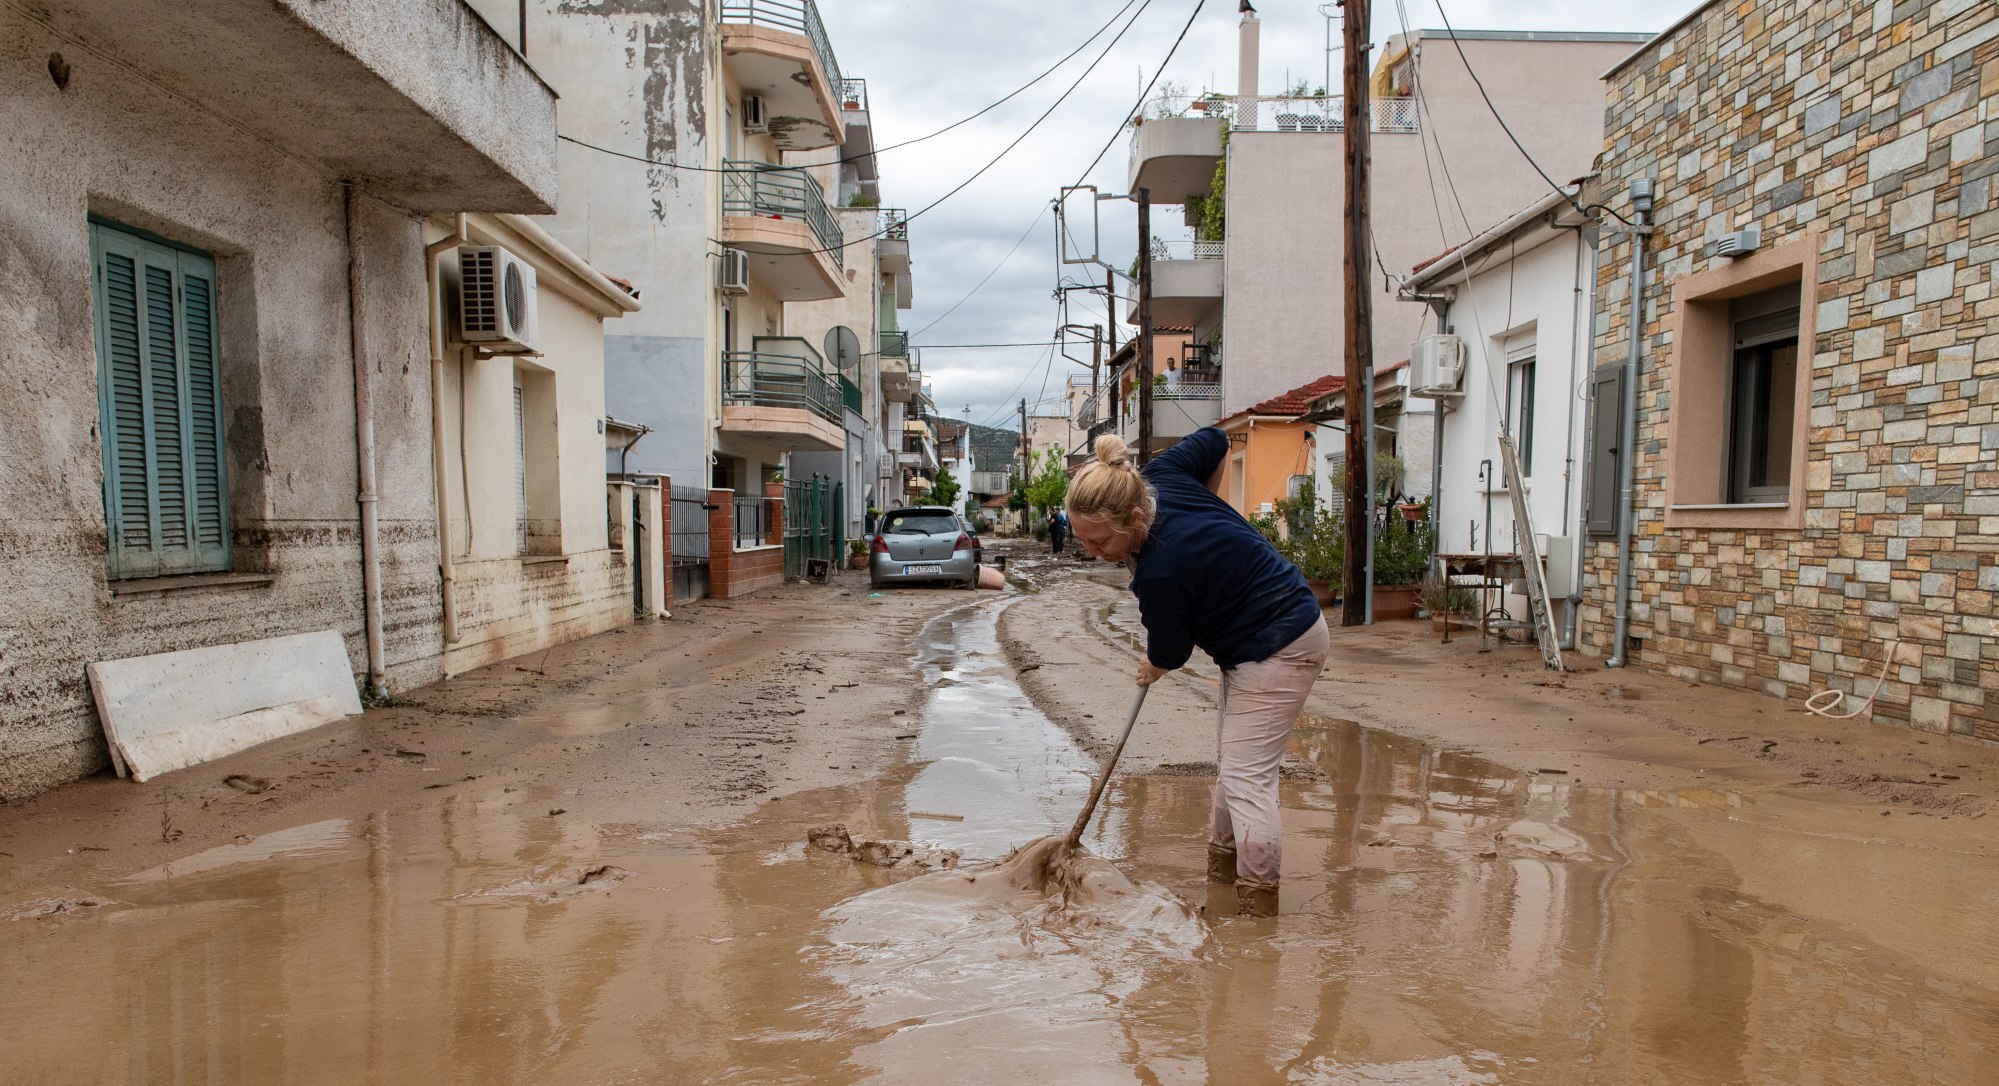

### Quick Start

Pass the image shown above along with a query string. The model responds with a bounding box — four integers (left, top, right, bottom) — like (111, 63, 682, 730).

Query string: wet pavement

(4, 593, 1997, 1083)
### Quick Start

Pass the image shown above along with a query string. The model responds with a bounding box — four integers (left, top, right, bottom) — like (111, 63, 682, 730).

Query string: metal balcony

(719, 338, 845, 452)
(722, 162, 842, 268)
(721, 161, 845, 300)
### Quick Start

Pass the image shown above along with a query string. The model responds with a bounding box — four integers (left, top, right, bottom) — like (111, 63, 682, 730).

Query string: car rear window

(881, 513, 958, 535)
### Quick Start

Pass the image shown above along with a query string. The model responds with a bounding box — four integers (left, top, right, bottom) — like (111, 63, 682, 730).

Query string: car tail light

(870, 534, 889, 554)
(952, 532, 973, 551)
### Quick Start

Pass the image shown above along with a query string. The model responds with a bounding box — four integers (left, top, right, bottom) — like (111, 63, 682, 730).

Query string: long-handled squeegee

(1063, 685, 1149, 849)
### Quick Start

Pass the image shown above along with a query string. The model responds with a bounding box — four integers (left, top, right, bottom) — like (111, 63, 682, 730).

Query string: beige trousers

(1210, 616, 1330, 883)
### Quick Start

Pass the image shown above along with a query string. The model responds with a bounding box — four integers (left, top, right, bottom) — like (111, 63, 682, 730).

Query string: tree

(1023, 446, 1069, 518)
(926, 465, 961, 509)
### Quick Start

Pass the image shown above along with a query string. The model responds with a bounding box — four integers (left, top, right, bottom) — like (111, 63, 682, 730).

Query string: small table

(1433, 552, 1529, 642)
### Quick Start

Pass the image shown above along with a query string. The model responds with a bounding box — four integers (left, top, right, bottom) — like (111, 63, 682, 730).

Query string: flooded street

(4, 571, 1998, 1083)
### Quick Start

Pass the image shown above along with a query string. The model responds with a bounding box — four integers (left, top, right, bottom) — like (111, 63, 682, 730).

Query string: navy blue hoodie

(1130, 428, 1323, 671)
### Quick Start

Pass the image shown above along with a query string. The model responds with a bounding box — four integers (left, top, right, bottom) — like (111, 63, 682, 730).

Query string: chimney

(1238, 6, 1260, 100)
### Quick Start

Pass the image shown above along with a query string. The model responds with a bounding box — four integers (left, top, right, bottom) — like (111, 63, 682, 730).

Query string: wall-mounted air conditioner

(719, 249, 751, 294)
(457, 245, 540, 355)
(1410, 333, 1466, 398)
(742, 95, 768, 133)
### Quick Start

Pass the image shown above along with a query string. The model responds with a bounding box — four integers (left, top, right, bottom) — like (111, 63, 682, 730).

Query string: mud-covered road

(3, 542, 1996, 1083)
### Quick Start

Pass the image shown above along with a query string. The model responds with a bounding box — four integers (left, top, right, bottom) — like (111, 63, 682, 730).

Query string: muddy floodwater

(4, 595, 1997, 1083)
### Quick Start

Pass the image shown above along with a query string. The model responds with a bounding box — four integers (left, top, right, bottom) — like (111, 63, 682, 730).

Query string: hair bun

(1093, 433, 1131, 469)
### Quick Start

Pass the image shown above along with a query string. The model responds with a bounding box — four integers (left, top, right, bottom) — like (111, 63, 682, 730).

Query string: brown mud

(1, 546, 1996, 1083)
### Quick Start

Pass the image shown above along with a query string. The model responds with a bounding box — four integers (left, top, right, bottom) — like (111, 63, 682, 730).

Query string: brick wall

(707, 487, 787, 599)
(1580, 0, 1999, 741)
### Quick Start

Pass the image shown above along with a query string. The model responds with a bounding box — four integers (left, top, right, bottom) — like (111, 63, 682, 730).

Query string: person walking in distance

(1046, 507, 1068, 555)
(1065, 428, 1328, 917)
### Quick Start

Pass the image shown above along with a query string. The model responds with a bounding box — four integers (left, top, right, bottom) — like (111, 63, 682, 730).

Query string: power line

(564, 0, 1157, 259)
(555, 0, 1145, 177)
(1066, 0, 1209, 189)
(907, 206, 1050, 339)
(1429, 1, 1630, 226)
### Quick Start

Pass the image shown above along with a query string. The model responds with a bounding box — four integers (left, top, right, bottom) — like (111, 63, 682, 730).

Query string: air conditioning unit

(719, 249, 751, 295)
(457, 245, 540, 354)
(1410, 333, 1466, 398)
(742, 95, 768, 133)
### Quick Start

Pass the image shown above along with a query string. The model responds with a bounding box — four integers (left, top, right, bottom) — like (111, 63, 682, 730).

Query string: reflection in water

(2, 598, 1995, 1084)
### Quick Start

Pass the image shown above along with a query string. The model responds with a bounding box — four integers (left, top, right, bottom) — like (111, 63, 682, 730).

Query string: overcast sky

(814, 0, 1668, 432)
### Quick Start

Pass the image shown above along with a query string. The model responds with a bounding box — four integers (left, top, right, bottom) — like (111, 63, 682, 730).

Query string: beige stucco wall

(429, 214, 638, 678)
(0, 9, 480, 797)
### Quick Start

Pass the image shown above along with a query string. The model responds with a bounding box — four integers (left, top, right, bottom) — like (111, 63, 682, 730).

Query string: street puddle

(3, 596, 1997, 1084)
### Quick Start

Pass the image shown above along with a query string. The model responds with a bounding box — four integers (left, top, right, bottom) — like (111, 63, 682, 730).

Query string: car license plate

(904, 564, 942, 575)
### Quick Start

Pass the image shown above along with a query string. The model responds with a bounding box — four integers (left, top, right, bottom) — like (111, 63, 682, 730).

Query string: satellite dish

(825, 326, 861, 374)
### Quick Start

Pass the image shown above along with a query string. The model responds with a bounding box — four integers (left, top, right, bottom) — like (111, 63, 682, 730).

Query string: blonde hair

(1067, 434, 1156, 531)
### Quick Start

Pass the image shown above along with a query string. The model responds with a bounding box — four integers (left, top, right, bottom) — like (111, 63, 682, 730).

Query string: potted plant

(847, 537, 869, 570)
(1418, 574, 1478, 640)
(1370, 513, 1431, 619)
(1256, 483, 1343, 607)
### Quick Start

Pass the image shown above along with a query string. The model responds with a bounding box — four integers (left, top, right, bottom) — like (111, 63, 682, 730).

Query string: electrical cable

(555, 0, 1145, 176)
(1066, 0, 1209, 189)
(1430, 1, 1633, 227)
(908, 205, 1050, 339)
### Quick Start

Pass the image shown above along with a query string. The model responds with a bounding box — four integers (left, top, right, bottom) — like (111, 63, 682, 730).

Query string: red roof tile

(1222, 373, 1344, 425)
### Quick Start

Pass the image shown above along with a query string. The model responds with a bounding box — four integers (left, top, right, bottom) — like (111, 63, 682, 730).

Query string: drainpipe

(1607, 178, 1655, 668)
(344, 185, 388, 697)
(1560, 221, 1597, 652)
(425, 214, 468, 646)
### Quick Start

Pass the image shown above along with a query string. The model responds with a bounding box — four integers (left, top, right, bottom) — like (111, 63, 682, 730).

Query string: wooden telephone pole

(1338, 0, 1373, 627)
(1135, 187, 1155, 465)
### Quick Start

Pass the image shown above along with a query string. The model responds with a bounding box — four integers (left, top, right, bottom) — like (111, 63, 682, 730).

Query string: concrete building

(0, 0, 556, 797)
(427, 213, 645, 677)
(1400, 185, 1599, 625)
(1124, 10, 1648, 514)
(497, 0, 914, 565)
(1577, 0, 1999, 742)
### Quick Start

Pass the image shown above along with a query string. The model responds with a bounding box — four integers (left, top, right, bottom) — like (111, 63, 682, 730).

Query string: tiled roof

(1222, 373, 1344, 425)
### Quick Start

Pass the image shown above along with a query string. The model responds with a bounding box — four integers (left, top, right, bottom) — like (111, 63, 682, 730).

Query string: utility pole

(1338, 0, 1373, 628)
(1019, 397, 1030, 488)
(1090, 327, 1103, 452)
(1135, 187, 1155, 465)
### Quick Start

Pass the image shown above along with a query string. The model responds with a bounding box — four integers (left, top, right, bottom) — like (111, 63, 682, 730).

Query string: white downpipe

(345, 185, 388, 697)
(426, 214, 467, 646)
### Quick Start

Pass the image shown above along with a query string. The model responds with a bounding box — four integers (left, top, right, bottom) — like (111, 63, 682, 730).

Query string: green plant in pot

(1369, 511, 1432, 619)
(1418, 572, 1478, 638)
(847, 536, 869, 569)
(1260, 481, 1343, 606)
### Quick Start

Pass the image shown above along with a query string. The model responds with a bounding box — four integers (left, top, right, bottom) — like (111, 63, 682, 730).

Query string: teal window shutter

(90, 221, 229, 578)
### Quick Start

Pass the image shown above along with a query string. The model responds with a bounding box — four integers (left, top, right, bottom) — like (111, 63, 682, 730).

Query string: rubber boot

(1206, 843, 1239, 884)
(1234, 877, 1280, 918)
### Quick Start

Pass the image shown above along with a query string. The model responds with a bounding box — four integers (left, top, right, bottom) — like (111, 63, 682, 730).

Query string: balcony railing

(719, 0, 842, 92)
(880, 208, 908, 241)
(840, 375, 862, 414)
(879, 329, 910, 357)
(1155, 239, 1223, 260)
(1156, 381, 1222, 400)
(1137, 94, 1417, 135)
(722, 349, 840, 423)
(722, 160, 845, 269)
(840, 77, 868, 113)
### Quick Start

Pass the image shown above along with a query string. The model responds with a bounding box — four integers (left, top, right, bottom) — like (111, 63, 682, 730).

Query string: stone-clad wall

(1579, 0, 1999, 742)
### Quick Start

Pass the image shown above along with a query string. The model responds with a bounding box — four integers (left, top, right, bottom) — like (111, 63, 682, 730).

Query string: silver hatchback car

(869, 507, 981, 588)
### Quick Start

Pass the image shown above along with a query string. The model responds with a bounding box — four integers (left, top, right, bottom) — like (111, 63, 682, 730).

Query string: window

(1662, 233, 1817, 531)
(1505, 356, 1537, 476)
(1726, 286, 1799, 504)
(89, 219, 228, 579)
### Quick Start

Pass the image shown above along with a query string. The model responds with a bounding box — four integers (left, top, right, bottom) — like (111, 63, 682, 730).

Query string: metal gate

(670, 484, 711, 603)
(783, 473, 843, 579)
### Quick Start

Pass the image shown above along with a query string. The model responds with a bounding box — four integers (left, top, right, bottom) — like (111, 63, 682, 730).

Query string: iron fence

(783, 473, 844, 579)
(670, 484, 711, 603)
(734, 496, 778, 549)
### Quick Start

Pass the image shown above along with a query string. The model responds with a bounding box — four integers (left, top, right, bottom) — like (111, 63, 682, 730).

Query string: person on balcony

(1065, 428, 1328, 918)
(1164, 358, 1181, 390)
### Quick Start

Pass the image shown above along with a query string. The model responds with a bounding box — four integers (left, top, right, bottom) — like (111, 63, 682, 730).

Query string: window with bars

(89, 218, 229, 579)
